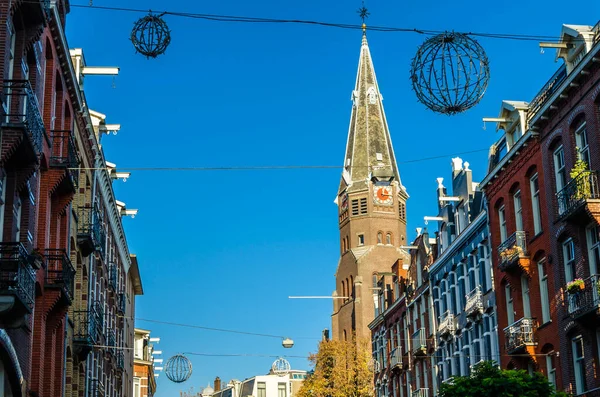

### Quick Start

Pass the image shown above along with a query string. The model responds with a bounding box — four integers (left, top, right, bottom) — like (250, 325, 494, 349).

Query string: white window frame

(538, 259, 551, 324)
(572, 336, 586, 395)
(498, 206, 507, 243)
(521, 275, 531, 318)
(586, 224, 600, 276)
(530, 174, 542, 234)
(575, 121, 590, 166)
(546, 352, 556, 388)
(513, 190, 523, 231)
(358, 234, 365, 246)
(505, 284, 514, 325)
(553, 146, 567, 193)
(563, 239, 576, 283)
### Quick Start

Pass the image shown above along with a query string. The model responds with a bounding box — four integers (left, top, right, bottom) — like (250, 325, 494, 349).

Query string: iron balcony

(556, 170, 599, 221)
(497, 231, 529, 273)
(89, 379, 105, 397)
(0, 243, 36, 316)
(503, 317, 537, 354)
(566, 275, 600, 319)
(412, 389, 430, 397)
(73, 310, 100, 359)
(390, 347, 407, 371)
(108, 263, 117, 291)
(116, 350, 125, 373)
(1, 80, 46, 157)
(93, 300, 105, 338)
(77, 206, 106, 257)
(117, 292, 126, 315)
(465, 287, 484, 318)
(43, 249, 75, 304)
(411, 328, 427, 357)
(50, 130, 79, 187)
(438, 311, 456, 337)
(106, 329, 116, 357)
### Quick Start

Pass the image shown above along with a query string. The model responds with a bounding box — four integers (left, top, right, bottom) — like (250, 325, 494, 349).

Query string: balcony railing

(77, 206, 106, 257)
(107, 329, 116, 354)
(566, 275, 600, 319)
(527, 64, 567, 121)
(412, 389, 430, 397)
(108, 263, 117, 291)
(497, 231, 528, 271)
(503, 318, 537, 354)
(0, 243, 35, 312)
(89, 379, 105, 397)
(465, 287, 484, 317)
(73, 310, 100, 347)
(50, 130, 79, 186)
(438, 311, 455, 337)
(557, 171, 599, 219)
(93, 301, 105, 334)
(117, 292, 126, 314)
(116, 350, 125, 372)
(1, 80, 46, 155)
(411, 328, 427, 356)
(44, 249, 75, 302)
(390, 347, 404, 370)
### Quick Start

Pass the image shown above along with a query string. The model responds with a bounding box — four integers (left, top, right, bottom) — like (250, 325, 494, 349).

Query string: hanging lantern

(410, 32, 490, 115)
(131, 13, 171, 58)
(271, 357, 291, 375)
(165, 354, 193, 383)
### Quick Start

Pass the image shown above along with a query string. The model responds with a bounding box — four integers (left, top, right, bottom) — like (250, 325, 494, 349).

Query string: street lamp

(282, 338, 294, 349)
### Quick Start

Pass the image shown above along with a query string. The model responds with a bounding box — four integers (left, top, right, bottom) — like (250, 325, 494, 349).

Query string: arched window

(386, 233, 392, 245)
(350, 275, 354, 298)
(341, 280, 346, 300)
(377, 232, 383, 244)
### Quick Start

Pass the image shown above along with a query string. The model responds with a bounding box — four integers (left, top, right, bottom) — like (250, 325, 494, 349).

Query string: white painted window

(546, 352, 556, 388)
(278, 382, 287, 397)
(530, 174, 542, 234)
(133, 378, 141, 397)
(513, 190, 523, 231)
(538, 260, 551, 324)
(505, 284, 514, 325)
(563, 239, 576, 283)
(553, 146, 567, 193)
(586, 225, 600, 276)
(575, 122, 590, 166)
(572, 336, 586, 395)
(358, 234, 365, 246)
(521, 276, 531, 318)
(257, 382, 267, 397)
(498, 206, 507, 242)
(13, 196, 21, 242)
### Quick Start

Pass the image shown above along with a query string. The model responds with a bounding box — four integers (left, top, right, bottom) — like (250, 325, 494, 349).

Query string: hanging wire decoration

(131, 12, 171, 58)
(165, 354, 193, 383)
(410, 32, 490, 115)
(271, 357, 291, 375)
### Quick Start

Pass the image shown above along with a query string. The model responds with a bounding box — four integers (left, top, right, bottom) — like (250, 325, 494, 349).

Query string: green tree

(439, 361, 569, 397)
(296, 337, 374, 397)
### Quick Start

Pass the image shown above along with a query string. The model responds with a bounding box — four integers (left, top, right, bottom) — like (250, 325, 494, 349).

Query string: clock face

(341, 194, 348, 211)
(374, 186, 393, 205)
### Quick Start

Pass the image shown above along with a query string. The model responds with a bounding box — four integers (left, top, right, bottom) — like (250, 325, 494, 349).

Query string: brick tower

(332, 31, 409, 341)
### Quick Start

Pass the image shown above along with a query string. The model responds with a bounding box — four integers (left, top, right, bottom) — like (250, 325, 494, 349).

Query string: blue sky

(66, 0, 598, 394)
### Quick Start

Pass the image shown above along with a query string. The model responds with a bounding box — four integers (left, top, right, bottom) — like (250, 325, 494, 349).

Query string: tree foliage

(296, 337, 374, 397)
(439, 361, 569, 397)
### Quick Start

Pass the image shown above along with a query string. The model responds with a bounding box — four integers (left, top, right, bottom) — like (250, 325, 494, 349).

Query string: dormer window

(507, 124, 522, 149)
(367, 86, 377, 104)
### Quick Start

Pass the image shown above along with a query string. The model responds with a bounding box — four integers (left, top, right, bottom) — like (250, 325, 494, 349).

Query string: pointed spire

(340, 33, 404, 193)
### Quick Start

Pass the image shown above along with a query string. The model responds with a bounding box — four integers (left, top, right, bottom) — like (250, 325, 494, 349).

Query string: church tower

(332, 30, 409, 341)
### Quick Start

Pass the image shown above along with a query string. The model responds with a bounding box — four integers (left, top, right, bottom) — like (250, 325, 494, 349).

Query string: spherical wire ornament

(130, 13, 171, 58)
(165, 354, 193, 383)
(271, 357, 291, 375)
(410, 32, 490, 115)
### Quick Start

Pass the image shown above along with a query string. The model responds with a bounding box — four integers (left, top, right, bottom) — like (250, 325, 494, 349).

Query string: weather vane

(357, 0, 369, 26)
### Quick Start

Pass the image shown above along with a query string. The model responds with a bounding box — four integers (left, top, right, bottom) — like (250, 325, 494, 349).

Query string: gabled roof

(340, 33, 403, 194)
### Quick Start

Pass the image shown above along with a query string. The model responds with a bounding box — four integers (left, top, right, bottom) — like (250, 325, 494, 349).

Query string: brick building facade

(0, 1, 144, 396)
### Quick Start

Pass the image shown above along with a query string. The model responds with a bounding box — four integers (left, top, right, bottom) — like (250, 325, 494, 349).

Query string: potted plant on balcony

(566, 278, 585, 294)
(570, 157, 591, 201)
(499, 245, 523, 261)
(28, 249, 44, 270)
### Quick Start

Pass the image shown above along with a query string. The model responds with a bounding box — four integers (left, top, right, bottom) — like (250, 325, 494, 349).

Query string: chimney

(451, 157, 463, 178)
(214, 377, 221, 392)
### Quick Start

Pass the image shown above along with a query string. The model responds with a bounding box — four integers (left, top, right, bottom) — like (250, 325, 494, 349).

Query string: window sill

(537, 320, 552, 330)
